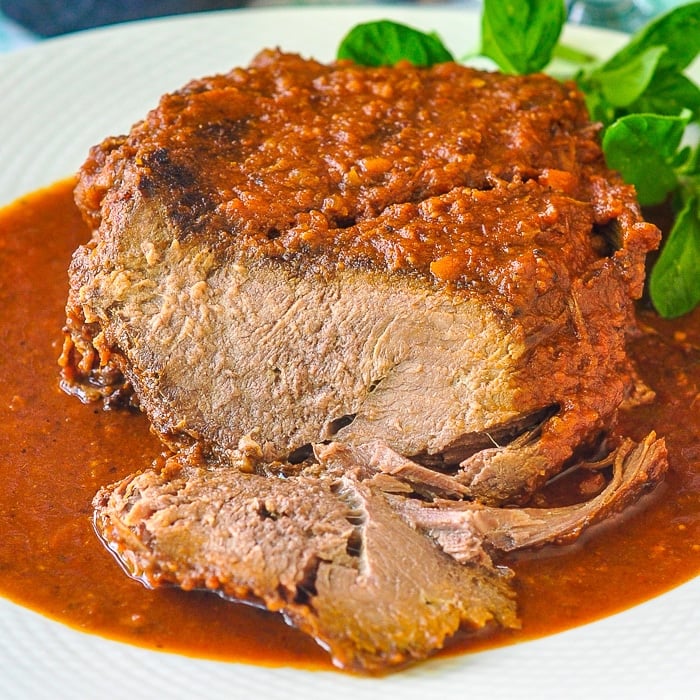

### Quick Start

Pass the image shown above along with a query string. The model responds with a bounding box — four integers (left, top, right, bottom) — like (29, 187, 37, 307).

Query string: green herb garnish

(334, 1, 700, 317)
(602, 112, 689, 206)
(480, 0, 566, 74)
(649, 194, 700, 318)
(337, 20, 453, 67)
(576, 2, 700, 124)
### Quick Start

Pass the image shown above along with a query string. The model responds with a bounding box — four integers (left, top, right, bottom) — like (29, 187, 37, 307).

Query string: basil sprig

(578, 3, 700, 124)
(650, 195, 700, 318)
(335, 1, 700, 317)
(602, 113, 689, 206)
(480, 0, 566, 74)
(574, 3, 700, 317)
(337, 20, 453, 67)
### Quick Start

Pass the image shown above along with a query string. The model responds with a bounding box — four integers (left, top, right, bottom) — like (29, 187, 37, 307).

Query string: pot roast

(61, 50, 668, 672)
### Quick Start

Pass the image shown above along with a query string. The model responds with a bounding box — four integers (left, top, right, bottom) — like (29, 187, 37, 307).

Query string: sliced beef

(94, 448, 518, 673)
(93, 432, 666, 671)
(314, 440, 473, 500)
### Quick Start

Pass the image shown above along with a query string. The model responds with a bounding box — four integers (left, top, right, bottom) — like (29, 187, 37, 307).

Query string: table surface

(0, 1, 692, 54)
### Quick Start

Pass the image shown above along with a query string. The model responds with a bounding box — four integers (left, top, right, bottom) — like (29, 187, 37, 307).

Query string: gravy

(0, 180, 698, 669)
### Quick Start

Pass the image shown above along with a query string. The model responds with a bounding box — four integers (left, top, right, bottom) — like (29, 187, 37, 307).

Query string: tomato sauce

(0, 180, 698, 670)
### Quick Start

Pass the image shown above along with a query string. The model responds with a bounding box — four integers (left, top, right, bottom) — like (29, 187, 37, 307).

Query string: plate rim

(0, 6, 697, 699)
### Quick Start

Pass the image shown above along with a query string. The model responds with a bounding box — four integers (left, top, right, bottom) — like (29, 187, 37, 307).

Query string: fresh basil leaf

(630, 71, 700, 120)
(602, 114, 688, 205)
(585, 45, 666, 108)
(681, 141, 700, 176)
(602, 2, 700, 76)
(582, 89, 615, 126)
(576, 3, 700, 130)
(650, 196, 700, 318)
(337, 20, 453, 67)
(672, 145, 694, 171)
(480, 0, 566, 74)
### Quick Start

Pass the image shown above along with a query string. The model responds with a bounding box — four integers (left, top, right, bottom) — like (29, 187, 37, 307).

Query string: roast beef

(61, 50, 668, 671)
(93, 446, 519, 673)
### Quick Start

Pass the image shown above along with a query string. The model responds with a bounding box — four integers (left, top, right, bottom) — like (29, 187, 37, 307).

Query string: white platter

(0, 6, 698, 699)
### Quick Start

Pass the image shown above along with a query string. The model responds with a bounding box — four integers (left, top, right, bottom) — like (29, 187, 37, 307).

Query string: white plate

(0, 6, 698, 699)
